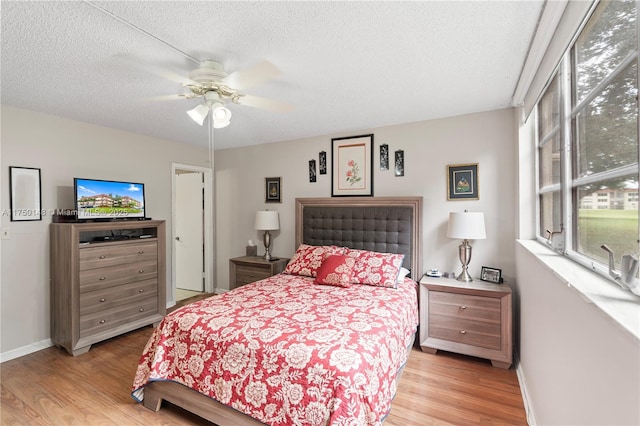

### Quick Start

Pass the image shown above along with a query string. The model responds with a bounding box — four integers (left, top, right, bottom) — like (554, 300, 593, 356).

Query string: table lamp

(254, 210, 280, 260)
(447, 211, 486, 282)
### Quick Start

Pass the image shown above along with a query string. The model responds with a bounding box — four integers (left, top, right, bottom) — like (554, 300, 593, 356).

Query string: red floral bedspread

(132, 273, 418, 425)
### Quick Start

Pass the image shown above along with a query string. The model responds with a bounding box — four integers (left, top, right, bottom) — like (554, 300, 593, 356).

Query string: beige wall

(214, 108, 518, 290)
(1, 106, 209, 356)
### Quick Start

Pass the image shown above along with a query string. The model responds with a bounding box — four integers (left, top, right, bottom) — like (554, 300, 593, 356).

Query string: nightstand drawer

(236, 265, 271, 285)
(429, 291, 501, 323)
(429, 314, 501, 350)
(229, 256, 290, 289)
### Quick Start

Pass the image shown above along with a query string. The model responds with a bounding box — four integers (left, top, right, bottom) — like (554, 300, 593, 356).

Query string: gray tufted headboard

(295, 197, 423, 280)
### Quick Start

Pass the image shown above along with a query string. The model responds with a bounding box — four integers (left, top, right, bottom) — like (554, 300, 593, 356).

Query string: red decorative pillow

(345, 249, 405, 288)
(314, 255, 356, 287)
(283, 244, 345, 277)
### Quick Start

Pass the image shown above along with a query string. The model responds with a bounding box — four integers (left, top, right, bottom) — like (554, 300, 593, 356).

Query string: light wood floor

(1, 326, 527, 425)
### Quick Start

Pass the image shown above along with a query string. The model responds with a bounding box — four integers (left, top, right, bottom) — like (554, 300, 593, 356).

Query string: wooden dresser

(419, 275, 512, 368)
(229, 256, 289, 289)
(50, 220, 166, 356)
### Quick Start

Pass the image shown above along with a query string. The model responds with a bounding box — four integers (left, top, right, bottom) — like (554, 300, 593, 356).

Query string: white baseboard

(514, 351, 536, 425)
(1, 338, 53, 363)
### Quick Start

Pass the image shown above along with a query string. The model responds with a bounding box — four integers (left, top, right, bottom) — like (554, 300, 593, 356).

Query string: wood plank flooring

(1, 325, 527, 425)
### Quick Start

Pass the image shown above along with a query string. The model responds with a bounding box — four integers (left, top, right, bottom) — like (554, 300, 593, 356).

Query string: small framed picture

(309, 160, 317, 182)
(319, 151, 327, 175)
(395, 150, 404, 176)
(447, 163, 479, 200)
(265, 177, 281, 203)
(480, 266, 502, 284)
(380, 144, 389, 171)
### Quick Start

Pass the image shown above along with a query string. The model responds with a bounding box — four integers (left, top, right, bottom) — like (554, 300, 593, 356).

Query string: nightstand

(229, 256, 290, 289)
(419, 275, 512, 368)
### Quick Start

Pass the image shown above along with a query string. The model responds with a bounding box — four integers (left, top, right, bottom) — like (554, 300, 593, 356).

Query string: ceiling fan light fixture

(187, 104, 210, 126)
(211, 103, 232, 128)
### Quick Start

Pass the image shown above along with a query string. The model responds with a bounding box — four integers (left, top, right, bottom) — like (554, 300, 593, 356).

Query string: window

(536, 0, 639, 274)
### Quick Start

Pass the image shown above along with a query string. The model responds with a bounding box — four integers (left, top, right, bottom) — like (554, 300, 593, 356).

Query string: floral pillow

(314, 255, 356, 287)
(283, 244, 345, 277)
(345, 249, 405, 288)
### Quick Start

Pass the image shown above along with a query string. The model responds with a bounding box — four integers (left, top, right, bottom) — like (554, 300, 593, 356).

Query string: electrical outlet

(1, 227, 10, 240)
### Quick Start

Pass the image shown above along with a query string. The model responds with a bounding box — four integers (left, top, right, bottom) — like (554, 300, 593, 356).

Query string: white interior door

(175, 172, 204, 291)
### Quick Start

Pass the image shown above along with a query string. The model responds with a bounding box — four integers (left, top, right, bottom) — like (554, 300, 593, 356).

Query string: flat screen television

(74, 178, 145, 221)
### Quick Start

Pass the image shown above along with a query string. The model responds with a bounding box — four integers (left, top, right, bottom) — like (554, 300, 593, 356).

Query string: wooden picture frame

(480, 266, 502, 283)
(447, 163, 479, 200)
(9, 166, 42, 221)
(265, 177, 281, 203)
(331, 134, 374, 197)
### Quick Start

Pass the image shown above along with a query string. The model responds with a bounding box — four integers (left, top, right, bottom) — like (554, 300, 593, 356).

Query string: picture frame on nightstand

(480, 266, 502, 283)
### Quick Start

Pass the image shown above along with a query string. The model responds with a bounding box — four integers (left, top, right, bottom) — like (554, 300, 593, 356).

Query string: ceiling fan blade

(237, 94, 293, 112)
(113, 54, 199, 86)
(223, 61, 281, 90)
(143, 94, 195, 102)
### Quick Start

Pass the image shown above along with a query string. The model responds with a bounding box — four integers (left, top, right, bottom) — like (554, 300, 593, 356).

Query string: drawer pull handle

(99, 255, 106, 259)
(138, 251, 144, 255)
(99, 298, 106, 302)
(139, 308, 145, 312)
(99, 276, 106, 280)
(459, 330, 467, 334)
(138, 289, 145, 293)
(138, 270, 144, 273)
(99, 320, 106, 324)
(460, 305, 467, 310)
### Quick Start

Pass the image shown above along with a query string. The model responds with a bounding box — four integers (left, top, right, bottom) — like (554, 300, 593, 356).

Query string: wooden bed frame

(142, 196, 423, 425)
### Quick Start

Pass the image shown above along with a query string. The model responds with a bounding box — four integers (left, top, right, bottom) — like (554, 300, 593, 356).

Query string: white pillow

(397, 267, 410, 283)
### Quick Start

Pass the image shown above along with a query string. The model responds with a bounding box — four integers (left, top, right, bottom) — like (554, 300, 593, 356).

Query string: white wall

(214, 108, 518, 290)
(516, 244, 640, 425)
(0, 106, 209, 357)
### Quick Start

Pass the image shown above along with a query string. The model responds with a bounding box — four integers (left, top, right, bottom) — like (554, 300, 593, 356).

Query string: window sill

(517, 240, 640, 341)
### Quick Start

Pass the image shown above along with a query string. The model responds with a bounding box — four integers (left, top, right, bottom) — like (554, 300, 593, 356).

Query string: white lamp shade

(187, 104, 209, 126)
(255, 210, 280, 231)
(447, 211, 486, 240)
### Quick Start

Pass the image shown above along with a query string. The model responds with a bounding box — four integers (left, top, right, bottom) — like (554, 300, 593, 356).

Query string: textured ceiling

(1, 1, 544, 150)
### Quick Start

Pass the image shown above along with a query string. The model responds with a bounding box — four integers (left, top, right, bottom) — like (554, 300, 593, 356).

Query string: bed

(132, 196, 423, 425)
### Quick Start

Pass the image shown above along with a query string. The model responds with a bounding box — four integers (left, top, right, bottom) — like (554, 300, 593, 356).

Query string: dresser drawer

(80, 279, 158, 315)
(79, 297, 158, 338)
(429, 314, 501, 350)
(236, 265, 271, 285)
(429, 291, 501, 323)
(79, 242, 157, 270)
(79, 260, 158, 292)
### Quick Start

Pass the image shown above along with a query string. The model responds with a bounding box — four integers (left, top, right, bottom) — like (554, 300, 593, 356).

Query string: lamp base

(456, 239, 474, 282)
(263, 230, 273, 261)
(456, 269, 473, 282)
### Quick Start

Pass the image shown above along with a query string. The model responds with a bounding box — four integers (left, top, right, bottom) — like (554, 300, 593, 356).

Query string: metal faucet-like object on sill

(601, 244, 640, 296)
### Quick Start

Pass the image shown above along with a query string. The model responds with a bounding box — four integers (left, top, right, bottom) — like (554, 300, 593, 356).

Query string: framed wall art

(9, 166, 42, 221)
(265, 177, 281, 203)
(331, 134, 374, 197)
(309, 160, 317, 182)
(380, 144, 389, 171)
(395, 150, 404, 177)
(319, 151, 327, 175)
(447, 163, 479, 200)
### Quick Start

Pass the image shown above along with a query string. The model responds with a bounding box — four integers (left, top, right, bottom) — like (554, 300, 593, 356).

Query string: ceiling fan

(153, 59, 293, 128)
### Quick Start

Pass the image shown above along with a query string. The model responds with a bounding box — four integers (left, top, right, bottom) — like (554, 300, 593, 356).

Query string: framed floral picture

(331, 134, 374, 197)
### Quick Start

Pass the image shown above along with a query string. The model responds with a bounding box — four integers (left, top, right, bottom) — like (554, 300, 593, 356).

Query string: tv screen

(74, 178, 145, 220)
